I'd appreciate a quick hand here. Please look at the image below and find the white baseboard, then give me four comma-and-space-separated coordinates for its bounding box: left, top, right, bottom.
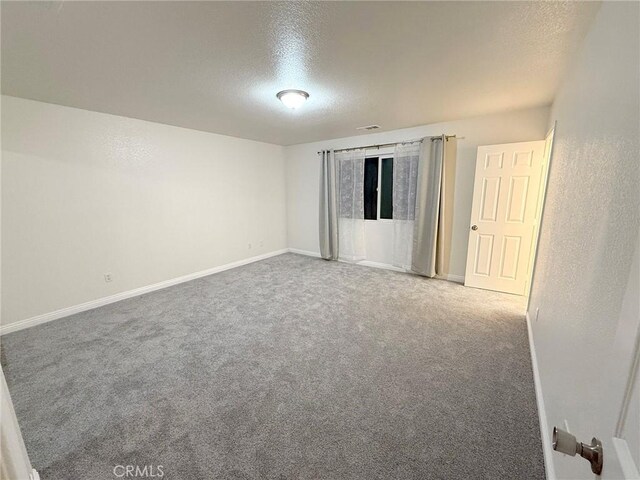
355, 260, 408, 273
286, 249, 466, 283
526, 311, 555, 480
0, 249, 289, 336
287, 248, 322, 258
356, 261, 465, 282
287, 250, 410, 274
440, 273, 465, 284
0, 248, 464, 335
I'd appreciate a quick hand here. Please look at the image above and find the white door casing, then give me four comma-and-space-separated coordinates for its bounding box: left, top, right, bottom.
464, 140, 546, 295
605, 237, 640, 479
0, 365, 40, 480
526, 127, 555, 302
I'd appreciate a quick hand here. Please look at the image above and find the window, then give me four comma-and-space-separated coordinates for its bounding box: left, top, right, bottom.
364, 158, 378, 219
380, 158, 393, 219
364, 156, 393, 220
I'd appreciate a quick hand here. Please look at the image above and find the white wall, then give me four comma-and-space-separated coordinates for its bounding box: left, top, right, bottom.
1, 96, 287, 326
285, 106, 550, 277
527, 2, 639, 479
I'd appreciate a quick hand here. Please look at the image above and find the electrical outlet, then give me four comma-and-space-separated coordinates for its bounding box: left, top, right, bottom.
535, 307, 540, 322
259, 240, 264, 247
104, 273, 113, 283
248, 243, 252, 250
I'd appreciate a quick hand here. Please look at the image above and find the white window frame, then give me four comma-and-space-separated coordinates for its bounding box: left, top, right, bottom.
364, 147, 394, 222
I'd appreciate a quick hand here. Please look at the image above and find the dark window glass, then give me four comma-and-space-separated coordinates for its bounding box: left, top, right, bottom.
380, 158, 393, 219
364, 157, 378, 220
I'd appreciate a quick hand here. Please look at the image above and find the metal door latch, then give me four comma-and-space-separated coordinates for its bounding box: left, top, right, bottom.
552, 427, 603, 475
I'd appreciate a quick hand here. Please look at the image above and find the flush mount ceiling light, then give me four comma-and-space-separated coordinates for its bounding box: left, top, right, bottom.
276, 89, 309, 109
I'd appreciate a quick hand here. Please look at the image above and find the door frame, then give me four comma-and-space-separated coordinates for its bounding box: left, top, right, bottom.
526, 123, 556, 306
0, 365, 40, 480
610, 237, 640, 478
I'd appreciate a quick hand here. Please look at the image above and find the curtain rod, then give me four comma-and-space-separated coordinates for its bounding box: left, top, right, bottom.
317, 135, 460, 155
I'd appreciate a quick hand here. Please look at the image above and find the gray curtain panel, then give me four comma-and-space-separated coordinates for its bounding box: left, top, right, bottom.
319, 150, 338, 260
411, 136, 445, 277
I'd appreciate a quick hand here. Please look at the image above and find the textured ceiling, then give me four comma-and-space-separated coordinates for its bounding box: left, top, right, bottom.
1, 1, 599, 145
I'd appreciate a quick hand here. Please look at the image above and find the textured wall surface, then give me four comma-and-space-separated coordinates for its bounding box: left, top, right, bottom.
0, 2, 597, 145
1, 96, 287, 325
285, 106, 550, 278
528, 2, 639, 478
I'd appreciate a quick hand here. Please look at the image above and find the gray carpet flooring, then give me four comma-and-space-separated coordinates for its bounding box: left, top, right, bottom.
1, 253, 544, 480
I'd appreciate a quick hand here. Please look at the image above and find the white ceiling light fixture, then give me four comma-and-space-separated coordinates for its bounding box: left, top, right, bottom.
276, 89, 309, 109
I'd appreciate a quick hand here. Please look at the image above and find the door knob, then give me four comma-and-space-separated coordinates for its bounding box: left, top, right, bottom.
471, 225, 478, 231
552, 427, 603, 475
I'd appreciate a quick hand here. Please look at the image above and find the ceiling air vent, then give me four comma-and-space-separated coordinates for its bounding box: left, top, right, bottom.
356, 125, 380, 131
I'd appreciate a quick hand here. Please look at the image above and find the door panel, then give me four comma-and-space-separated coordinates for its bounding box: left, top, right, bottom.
506, 176, 530, 222
499, 236, 521, 279
465, 141, 545, 295
480, 177, 501, 221
474, 234, 494, 276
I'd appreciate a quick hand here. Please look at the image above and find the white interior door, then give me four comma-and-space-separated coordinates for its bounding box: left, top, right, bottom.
464, 141, 545, 295
550, 240, 640, 479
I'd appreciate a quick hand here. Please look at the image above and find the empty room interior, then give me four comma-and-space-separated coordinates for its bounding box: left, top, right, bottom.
0, 1, 639, 479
